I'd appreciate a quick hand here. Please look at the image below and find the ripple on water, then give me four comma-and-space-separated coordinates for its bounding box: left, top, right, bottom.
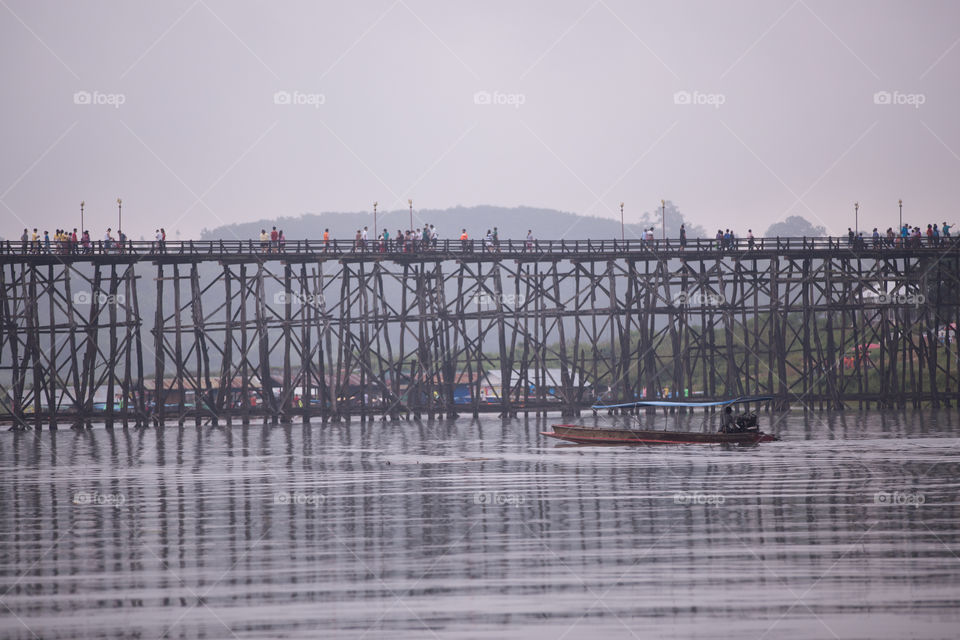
0, 411, 959, 639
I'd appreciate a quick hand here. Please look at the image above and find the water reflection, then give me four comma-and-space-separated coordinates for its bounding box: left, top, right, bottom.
1, 411, 958, 639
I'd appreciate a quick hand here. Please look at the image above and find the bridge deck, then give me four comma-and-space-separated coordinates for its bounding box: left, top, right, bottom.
2, 236, 958, 264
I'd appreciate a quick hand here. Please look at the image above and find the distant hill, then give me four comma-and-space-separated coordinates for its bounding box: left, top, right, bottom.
200, 203, 709, 242
765, 215, 827, 238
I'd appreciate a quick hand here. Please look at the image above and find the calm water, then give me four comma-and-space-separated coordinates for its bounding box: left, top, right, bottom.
1, 411, 959, 639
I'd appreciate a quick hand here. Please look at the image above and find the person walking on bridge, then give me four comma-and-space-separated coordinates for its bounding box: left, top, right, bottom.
679, 224, 686, 248
460, 228, 469, 252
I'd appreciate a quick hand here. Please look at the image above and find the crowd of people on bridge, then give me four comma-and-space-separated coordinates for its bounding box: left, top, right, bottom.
305, 224, 539, 254
17, 227, 172, 255
10, 218, 958, 256
852, 223, 953, 248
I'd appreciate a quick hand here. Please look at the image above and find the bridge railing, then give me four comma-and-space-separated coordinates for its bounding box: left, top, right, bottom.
3, 234, 958, 258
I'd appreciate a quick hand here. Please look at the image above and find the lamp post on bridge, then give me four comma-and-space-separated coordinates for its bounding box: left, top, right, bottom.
80, 200, 84, 234
899, 199, 903, 231
661, 199, 666, 241
619, 202, 624, 242
854, 201, 859, 237
373, 201, 378, 237
408, 199, 413, 230
117, 198, 122, 233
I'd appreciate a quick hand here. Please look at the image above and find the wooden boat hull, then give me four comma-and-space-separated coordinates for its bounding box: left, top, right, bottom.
541, 424, 777, 446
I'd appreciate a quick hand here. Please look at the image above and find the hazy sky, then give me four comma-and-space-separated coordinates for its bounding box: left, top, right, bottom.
2, 1, 958, 240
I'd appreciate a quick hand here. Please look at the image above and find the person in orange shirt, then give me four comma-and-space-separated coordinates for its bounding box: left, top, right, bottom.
460, 229, 469, 252
323, 228, 330, 252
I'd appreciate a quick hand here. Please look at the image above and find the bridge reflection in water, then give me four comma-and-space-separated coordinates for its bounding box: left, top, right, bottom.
2, 237, 960, 428
0, 412, 957, 638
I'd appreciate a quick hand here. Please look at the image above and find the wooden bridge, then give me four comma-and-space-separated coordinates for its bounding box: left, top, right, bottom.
2, 236, 959, 428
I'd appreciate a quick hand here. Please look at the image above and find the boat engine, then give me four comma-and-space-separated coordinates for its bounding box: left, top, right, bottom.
735, 413, 759, 431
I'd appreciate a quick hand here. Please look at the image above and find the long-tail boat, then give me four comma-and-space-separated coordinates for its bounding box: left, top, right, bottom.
541, 396, 778, 446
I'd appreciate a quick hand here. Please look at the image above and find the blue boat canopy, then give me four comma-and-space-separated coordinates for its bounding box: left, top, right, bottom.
591, 395, 774, 410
